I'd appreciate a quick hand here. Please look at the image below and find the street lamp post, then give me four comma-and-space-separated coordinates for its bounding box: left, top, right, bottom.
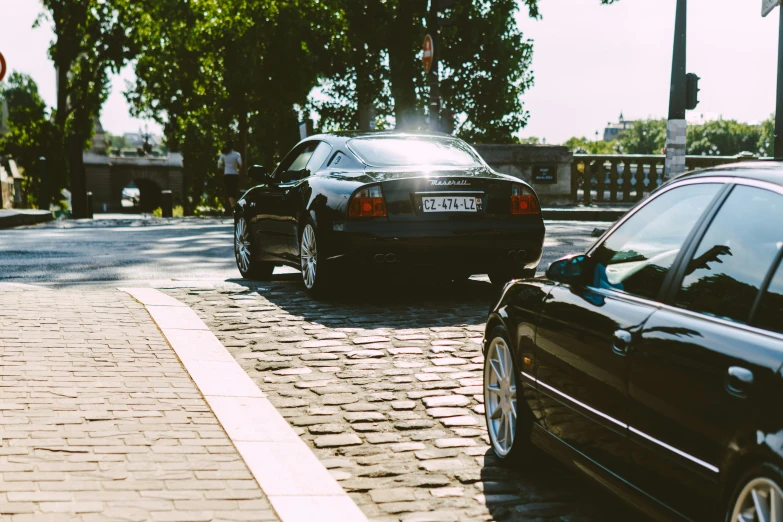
665, 0, 688, 179
427, 1, 440, 132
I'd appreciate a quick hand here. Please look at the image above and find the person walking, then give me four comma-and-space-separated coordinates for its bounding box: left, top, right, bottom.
218, 141, 242, 213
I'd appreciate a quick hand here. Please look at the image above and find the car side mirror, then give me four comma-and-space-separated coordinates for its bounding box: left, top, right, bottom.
546, 255, 589, 285
249, 165, 271, 185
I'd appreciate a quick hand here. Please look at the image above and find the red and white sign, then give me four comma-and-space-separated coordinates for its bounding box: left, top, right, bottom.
0, 53, 6, 82
423, 34, 434, 73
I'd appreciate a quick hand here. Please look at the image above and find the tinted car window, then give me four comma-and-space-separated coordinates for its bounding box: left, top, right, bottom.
306, 142, 333, 172
277, 143, 318, 182
590, 183, 721, 301
676, 186, 783, 324
754, 259, 783, 334
347, 137, 480, 168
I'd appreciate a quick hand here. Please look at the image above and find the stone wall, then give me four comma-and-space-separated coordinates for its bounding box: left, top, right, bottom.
472, 144, 573, 206
0, 158, 23, 209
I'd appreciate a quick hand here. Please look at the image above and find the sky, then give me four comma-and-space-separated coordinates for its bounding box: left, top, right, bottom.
0, 0, 780, 144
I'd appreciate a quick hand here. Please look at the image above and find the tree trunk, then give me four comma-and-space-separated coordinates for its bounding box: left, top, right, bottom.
67, 133, 87, 218
389, 0, 425, 130
239, 110, 249, 190
55, 63, 69, 129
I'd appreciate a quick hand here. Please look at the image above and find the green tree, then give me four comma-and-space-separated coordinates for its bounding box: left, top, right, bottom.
563, 136, 618, 154
686, 119, 761, 156
38, 0, 139, 212
759, 114, 774, 157
0, 73, 56, 207
617, 119, 667, 154
127, 0, 335, 211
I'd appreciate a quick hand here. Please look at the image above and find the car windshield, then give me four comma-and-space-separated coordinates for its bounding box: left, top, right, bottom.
347, 137, 481, 168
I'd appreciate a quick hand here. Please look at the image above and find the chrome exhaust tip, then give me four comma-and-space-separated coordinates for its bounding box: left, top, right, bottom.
385, 253, 397, 263
374, 254, 385, 263
515, 250, 527, 263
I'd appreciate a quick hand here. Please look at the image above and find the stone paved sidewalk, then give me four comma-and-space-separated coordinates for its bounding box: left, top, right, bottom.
166, 280, 647, 522
0, 287, 278, 521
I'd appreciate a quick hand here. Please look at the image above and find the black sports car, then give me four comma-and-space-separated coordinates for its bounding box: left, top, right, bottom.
233, 132, 545, 293
483, 161, 783, 521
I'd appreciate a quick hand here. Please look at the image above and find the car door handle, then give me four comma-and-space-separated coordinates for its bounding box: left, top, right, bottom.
612, 329, 633, 356
726, 366, 754, 397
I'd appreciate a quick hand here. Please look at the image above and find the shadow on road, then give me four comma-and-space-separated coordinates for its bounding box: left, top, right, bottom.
225, 271, 503, 329
218, 273, 652, 521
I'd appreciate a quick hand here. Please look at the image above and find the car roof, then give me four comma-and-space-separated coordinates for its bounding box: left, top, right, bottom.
305, 131, 458, 148
673, 160, 783, 187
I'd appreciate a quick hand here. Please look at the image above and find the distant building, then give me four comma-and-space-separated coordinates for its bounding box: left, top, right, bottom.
124, 132, 161, 149
603, 112, 635, 142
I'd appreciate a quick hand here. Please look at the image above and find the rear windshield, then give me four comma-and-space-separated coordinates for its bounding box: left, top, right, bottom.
347, 137, 482, 168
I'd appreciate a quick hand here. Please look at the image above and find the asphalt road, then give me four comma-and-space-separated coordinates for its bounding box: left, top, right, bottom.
0, 216, 605, 286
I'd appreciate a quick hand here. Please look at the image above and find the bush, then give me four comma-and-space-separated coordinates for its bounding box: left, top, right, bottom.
152, 205, 184, 218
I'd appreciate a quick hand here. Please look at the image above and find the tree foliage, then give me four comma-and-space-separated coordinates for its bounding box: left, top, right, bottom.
563, 136, 618, 154
37, 0, 139, 209
687, 119, 763, 156
616, 119, 667, 155
0, 73, 55, 206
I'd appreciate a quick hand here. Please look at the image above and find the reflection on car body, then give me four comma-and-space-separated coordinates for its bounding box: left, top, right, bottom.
483, 162, 783, 522
232, 131, 546, 295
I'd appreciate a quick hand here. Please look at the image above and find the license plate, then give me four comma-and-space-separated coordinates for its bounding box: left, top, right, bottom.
421, 196, 481, 213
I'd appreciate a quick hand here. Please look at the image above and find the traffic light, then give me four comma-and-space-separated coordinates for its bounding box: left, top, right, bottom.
686, 73, 700, 110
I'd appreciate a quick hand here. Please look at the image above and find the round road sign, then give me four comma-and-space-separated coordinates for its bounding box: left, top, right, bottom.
0, 53, 6, 82
423, 34, 434, 73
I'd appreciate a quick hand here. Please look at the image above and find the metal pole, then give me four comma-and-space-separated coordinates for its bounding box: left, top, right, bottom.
775, 5, 783, 159
428, 1, 440, 132
664, 0, 687, 178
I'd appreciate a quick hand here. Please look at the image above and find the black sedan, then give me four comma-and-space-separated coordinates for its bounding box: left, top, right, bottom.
483, 162, 783, 521
233, 132, 544, 293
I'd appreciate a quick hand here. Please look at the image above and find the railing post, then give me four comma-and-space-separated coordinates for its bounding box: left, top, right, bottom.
634, 161, 646, 202
571, 159, 581, 204
595, 158, 606, 203
621, 159, 632, 203
609, 159, 619, 203
648, 159, 660, 193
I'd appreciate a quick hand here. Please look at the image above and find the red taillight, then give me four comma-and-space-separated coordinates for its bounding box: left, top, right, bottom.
510, 184, 540, 215
348, 184, 387, 218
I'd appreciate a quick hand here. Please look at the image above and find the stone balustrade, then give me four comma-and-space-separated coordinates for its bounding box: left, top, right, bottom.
571, 154, 760, 205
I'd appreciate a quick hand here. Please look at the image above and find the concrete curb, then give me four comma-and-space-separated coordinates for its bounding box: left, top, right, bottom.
542, 207, 628, 222
0, 209, 54, 228
120, 287, 369, 522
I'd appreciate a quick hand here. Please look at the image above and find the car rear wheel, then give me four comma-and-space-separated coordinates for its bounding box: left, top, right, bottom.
488, 267, 536, 287
727, 464, 783, 522
235, 217, 274, 280
300, 222, 331, 295
484, 325, 532, 464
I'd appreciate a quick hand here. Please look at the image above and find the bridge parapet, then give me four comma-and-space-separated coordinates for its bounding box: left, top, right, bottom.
571, 154, 760, 205
84, 152, 184, 212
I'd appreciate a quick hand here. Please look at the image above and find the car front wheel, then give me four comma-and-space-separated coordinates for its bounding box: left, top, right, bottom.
483, 325, 532, 463
727, 464, 783, 522
235, 217, 274, 280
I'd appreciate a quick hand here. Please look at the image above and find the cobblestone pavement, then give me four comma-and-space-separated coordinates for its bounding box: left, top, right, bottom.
165, 275, 648, 522
0, 287, 278, 521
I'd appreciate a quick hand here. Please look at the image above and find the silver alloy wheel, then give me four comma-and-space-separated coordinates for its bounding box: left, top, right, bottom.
300, 224, 317, 289
235, 218, 251, 274
484, 336, 517, 457
732, 477, 783, 522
